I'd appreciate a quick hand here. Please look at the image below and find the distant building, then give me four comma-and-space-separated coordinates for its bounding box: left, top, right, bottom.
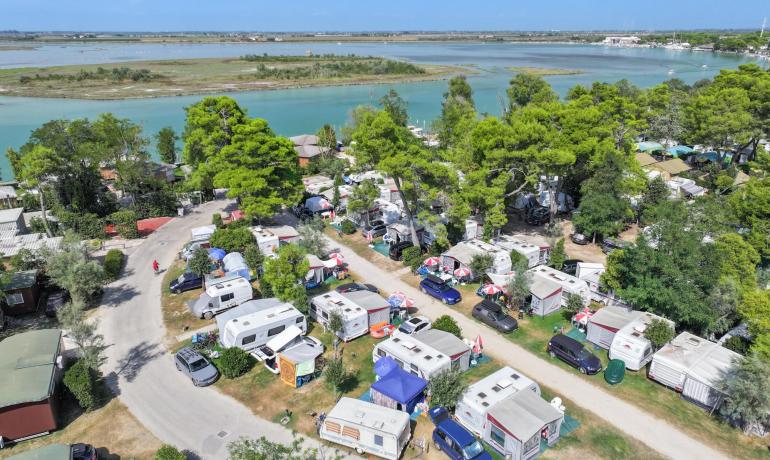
1, 269, 41, 316
602, 36, 641, 46
290, 134, 330, 167
0, 208, 27, 236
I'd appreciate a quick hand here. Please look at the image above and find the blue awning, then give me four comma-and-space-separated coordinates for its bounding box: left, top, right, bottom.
371, 361, 427, 404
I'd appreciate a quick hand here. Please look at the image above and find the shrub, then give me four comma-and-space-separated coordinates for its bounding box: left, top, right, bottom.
64, 360, 98, 411
723, 336, 751, 355
432, 315, 462, 338
548, 238, 566, 269
644, 318, 675, 350
219, 347, 251, 379
155, 445, 186, 460
212, 213, 223, 228
340, 219, 357, 234
103, 249, 125, 280
401, 246, 421, 270
57, 211, 105, 240
427, 369, 466, 410
109, 210, 140, 239
209, 227, 255, 253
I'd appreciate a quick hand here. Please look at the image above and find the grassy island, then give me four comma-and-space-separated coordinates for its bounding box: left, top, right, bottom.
508, 66, 584, 76
0, 54, 463, 99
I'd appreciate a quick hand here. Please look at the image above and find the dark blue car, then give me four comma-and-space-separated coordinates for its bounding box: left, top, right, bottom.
420, 274, 462, 305
429, 407, 492, 460
169, 271, 203, 294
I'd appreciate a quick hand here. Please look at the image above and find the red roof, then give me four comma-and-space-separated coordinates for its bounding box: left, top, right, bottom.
137, 217, 173, 236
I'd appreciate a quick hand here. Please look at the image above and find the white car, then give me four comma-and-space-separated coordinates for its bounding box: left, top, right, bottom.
397, 315, 432, 335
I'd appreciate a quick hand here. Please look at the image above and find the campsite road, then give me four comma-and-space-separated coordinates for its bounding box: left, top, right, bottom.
325, 236, 729, 460
97, 201, 325, 459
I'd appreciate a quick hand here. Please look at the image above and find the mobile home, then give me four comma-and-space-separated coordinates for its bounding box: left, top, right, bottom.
441, 239, 512, 279
492, 235, 550, 268
310, 291, 369, 342
251, 225, 300, 256
455, 366, 540, 437
373, 333, 453, 380
609, 312, 673, 370
412, 329, 471, 372
485, 391, 563, 460
189, 276, 253, 319
586, 306, 642, 350
320, 397, 411, 460
527, 266, 591, 315
649, 332, 741, 409
217, 299, 306, 353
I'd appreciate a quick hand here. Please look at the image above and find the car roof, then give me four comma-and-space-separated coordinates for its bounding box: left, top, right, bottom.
438, 419, 476, 446
176, 347, 205, 363
478, 300, 502, 313
425, 274, 444, 284
550, 334, 583, 351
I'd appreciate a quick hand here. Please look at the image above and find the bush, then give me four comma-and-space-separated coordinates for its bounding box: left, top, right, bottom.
209, 227, 255, 253
155, 445, 186, 460
644, 318, 675, 350
432, 315, 462, 338
64, 360, 98, 411
340, 219, 357, 234
109, 210, 140, 239
57, 211, 105, 240
212, 213, 223, 228
103, 249, 125, 280
218, 347, 251, 379
723, 335, 751, 355
402, 246, 421, 270
427, 369, 466, 410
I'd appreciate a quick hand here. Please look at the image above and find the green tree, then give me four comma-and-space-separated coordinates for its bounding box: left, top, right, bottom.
469, 253, 494, 280
324, 354, 347, 400
103, 249, 124, 280
506, 73, 558, 113
155, 127, 179, 164
718, 354, 770, 436
219, 347, 251, 379
427, 369, 466, 410
435, 76, 477, 148
209, 226, 255, 254
640, 176, 669, 219
43, 233, 107, 304
297, 220, 327, 257
340, 104, 377, 144
548, 239, 566, 270
261, 244, 310, 312
738, 290, 770, 359
228, 436, 327, 460
109, 209, 140, 239
346, 179, 379, 225
316, 124, 337, 155
326, 311, 344, 337
644, 318, 675, 351
57, 299, 107, 371
63, 360, 99, 411
562, 293, 584, 319
155, 445, 186, 460
432, 315, 462, 338
9, 248, 45, 272
16, 145, 60, 237
379, 89, 408, 126
506, 259, 531, 309
188, 247, 212, 277
243, 245, 264, 278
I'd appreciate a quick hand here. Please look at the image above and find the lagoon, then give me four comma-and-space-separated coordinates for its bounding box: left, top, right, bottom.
0, 41, 761, 179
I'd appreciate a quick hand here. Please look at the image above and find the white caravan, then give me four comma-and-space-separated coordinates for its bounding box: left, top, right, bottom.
255, 325, 324, 374
609, 312, 672, 370
189, 277, 253, 319
320, 397, 411, 460
217, 300, 306, 353
310, 291, 369, 342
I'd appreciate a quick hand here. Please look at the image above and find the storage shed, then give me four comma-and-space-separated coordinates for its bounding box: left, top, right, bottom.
1, 269, 41, 316
586, 306, 642, 350
341, 290, 392, 332
370, 357, 427, 414
278, 342, 323, 388
528, 276, 562, 317
485, 390, 563, 460
412, 329, 471, 372
0, 329, 63, 442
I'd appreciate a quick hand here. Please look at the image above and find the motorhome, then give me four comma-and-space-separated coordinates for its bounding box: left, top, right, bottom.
609, 312, 672, 370
217, 300, 306, 353
188, 277, 253, 319
310, 291, 369, 342
319, 397, 411, 460
455, 366, 541, 437
372, 332, 453, 380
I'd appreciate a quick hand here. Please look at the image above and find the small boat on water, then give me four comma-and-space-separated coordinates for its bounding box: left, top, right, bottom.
667, 69, 675, 75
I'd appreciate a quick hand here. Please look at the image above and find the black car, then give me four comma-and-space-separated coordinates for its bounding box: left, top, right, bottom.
362, 220, 387, 238
525, 207, 550, 226
547, 334, 602, 374
44, 290, 69, 318
169, 271, 204, 294
602, 237, 631, 254
570, 233, 590, 245
335, 282, 379, 294
71, 443, 98, 460
472, 300, 518, 332
560, 259, 583, 276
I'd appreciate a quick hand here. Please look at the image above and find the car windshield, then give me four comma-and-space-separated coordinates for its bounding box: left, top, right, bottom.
576, 348, 593, 360
398, 325, 412, 334
177, 274, 188, 282
462, 440, 485, 459
189, 358, 209, 372
435, 283, 450, 291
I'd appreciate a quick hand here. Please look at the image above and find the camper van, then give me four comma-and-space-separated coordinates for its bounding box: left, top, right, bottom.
217, 300, 306, 352
310, 291, 369, 342
255, 325, 324, 374
609, 313, 672, 370
320, 397, 411, 460
189, 277, 253, 319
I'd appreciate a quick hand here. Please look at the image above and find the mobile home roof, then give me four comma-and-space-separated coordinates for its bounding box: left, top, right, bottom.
589, 306, 642, 332
377, 335, 450, 375
204, 276, 251, 297
461, 366, 539, 413
341, 290, 390, 312
224, 303, 302, 335
327, 397, 410, 436
492, 235, 541, 256
654, 332, 737, 381
215, 298, 287, 331
312, 291, 367, 321
413, 329, 469, 359
487, 390, 562, 442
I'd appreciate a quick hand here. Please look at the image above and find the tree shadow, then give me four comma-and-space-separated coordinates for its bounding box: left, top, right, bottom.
338, 371, 360, 394
95, 447, 120, 460
112, 340, 163, 383
100, 281, 140, 308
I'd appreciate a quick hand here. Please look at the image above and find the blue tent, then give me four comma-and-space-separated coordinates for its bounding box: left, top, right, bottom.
208, 248, 226, 261
370, 358, 428, 414
637, 141, 664, 153
375, 356, 400, 378
666, 145, 694, 157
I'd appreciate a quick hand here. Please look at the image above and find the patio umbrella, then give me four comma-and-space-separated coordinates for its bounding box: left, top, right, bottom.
208, 247, 226, 261
423, 256, 440, 267
453, 267, 471, 278
480, 284, 503, 296
573, 306, 594, 326
473, 335, 484, 354
328, 252, 345, 262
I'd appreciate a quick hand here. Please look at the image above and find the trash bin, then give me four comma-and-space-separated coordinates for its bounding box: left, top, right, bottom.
604, 359, 625, 385
177, 207, 185, 217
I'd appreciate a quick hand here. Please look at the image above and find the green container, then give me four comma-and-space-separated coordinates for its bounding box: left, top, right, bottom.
604, 359, 625, 385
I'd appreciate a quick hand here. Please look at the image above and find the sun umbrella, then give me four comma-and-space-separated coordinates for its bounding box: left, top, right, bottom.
480, 284, 503, 296
424, 256, 440, 267
454, 267, 471, 278
473, 335, 484, 354
387, 292, 410, 309
208, 247, 226, 261
573, 306, 594, 326
328, 252, 345, 261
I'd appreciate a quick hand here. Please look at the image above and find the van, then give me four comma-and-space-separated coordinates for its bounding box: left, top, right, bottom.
217, 301, 307, 353
189, 277, 253, 319
547, 334, 602, 375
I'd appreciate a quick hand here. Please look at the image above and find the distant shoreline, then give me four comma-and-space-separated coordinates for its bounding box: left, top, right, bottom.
507, 66, 584, 76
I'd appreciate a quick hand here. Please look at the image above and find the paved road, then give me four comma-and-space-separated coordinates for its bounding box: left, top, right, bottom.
326, 236, 728, 460
97, 201, 314, 459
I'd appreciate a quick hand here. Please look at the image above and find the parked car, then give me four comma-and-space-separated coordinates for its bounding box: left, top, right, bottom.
179, 240, 211, 260
169, 271, 204, 294
389, 240, 415, 261
174, 347, 219, 386
560, 259, 583, 276
335, 282, 379, 294
525, 207, 550, 226
361, 220, 387, 238
419, 274, 461, 305
429, 407, 492, 460
547, 334, 602, 375
570, 232, 590, 245
602, 237, 631, 254
70, 443, 98, 460
472, 300, 518, 333
44, 290, 69, 318
398, 315, 432, 335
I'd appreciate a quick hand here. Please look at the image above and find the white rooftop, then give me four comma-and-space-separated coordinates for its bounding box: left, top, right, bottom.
461, 366, 539, 412
0, 208, 23, 224
327, 397, 410, 436
311, 291, 366, 321
656, 332, 741, 387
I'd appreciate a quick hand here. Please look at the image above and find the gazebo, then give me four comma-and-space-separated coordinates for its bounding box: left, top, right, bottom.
370, 357, 428, 414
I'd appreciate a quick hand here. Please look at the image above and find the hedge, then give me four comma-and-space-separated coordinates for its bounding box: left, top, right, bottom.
64, 360, 98, 411
155, 445, 186, 460
104, 249, 125, 280
340, 219, 357, 234
218, 347, 251, 379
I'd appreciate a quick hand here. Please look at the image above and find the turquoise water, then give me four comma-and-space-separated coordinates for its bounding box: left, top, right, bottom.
0, 42, 762, 179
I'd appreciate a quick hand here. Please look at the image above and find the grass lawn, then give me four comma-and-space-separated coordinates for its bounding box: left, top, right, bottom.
328, 230, 770, 460
160, 260, 210, 342
0, 398, 161, 460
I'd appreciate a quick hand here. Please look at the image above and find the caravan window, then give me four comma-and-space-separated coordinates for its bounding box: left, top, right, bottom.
321, 311, 328, 319
242, 334, 256, 345
220, 292, 234, 302
377, 348, 386, 358
296, 316, 304, 324
374, 435, 383, 446
523, 433, 539, 453
268, 325, 285, 337
490, 424, 505, 447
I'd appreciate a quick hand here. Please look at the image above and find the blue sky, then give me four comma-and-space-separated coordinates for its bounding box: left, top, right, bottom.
2, 0, 768, 32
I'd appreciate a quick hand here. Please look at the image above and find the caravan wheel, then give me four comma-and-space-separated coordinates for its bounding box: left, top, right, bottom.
203, 311, 214, 320
355, 447, 364, 455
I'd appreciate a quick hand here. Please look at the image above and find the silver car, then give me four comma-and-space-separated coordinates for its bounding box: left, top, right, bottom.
175, 347, 219, 386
